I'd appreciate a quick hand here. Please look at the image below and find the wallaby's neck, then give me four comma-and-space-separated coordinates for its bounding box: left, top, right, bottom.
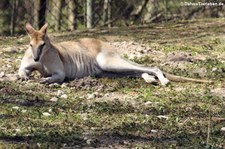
45, 35, 51, 45
44, 35, 59, 54
44, 35, 54, 50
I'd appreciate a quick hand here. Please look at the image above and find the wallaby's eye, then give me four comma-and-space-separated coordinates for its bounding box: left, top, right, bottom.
29, 44, 33, 47
39, 43, 45, 50
40, 43, 45, 49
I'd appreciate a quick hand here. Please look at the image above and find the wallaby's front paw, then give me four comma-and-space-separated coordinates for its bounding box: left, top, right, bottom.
18, 70, 30, 81
40, 77, 49, 84
40, 77, 56, 84
24, 76, 29, 81
19, 75, 29, 81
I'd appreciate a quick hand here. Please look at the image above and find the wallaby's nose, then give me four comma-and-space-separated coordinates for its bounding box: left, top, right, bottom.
34, 57, 39, 62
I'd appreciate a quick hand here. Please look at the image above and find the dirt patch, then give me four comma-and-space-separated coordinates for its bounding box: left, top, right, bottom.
163, 51, 194, 69
0, 86, 19, 96
94, 92, 138, 106
109, 41, 166, 62
211, 88, 225, 98
69, 76, 104, 91
0, 73, 18, 82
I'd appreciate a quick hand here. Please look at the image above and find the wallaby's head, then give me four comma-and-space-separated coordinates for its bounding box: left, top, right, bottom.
25, 22, 49, 62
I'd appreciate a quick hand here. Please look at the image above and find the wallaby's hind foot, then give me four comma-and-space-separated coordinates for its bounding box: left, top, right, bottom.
141, 73, 158, 84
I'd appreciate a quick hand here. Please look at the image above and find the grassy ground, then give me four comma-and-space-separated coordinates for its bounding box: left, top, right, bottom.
0, 18, 225, 148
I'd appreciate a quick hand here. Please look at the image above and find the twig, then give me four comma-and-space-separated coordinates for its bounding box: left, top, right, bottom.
148, 12, 163, 23
100, 17, 119, 27
211, 117, 225, 122
207, 105, 211, 145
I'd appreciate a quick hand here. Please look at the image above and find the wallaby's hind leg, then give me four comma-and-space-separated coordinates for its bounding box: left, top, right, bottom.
95, 71, 142, 78
96, 71, 158, 84
96, 52, 169, 85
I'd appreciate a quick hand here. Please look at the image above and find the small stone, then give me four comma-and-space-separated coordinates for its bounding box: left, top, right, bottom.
50, 97, 58, 102
21, 110, 27, 113
87, 92, 100, 99
221, 127, 225, 131
151, 129, 158, 133
43, 112, 51, 117
61, 83, 68, 88
157, 115, 169, 120
104, 93, 110, 97
61, 94, 68, 99
87, 93, 95, 99
12, 106, 19, 110
144, 101, 152, 106
6, 64, 12, 68
0, 71, 5, 78
37, 143, 41, 148
57, 90, 64, 96
86, 139, 93, 145
15, 128, 21, 132
212, 67, 217, 72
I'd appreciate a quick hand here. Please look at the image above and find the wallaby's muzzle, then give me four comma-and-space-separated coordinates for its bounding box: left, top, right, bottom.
33, 47, 42, 62
33, 56, 40, 62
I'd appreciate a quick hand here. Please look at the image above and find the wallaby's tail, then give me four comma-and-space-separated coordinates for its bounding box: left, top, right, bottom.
164, 72, 213, 83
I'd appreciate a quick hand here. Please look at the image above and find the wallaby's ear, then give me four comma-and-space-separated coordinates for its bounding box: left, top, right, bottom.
40, 23, 48, 34
25, 22, 35, 35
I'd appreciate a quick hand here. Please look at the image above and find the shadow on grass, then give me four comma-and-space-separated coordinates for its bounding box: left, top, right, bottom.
0, 81, 54, 107
0, 130, 178, 148
0, 132, 85, 148
0, 128, 214, 148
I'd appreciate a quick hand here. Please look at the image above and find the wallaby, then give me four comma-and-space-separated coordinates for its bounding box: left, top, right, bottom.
18, 23, 212, 85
